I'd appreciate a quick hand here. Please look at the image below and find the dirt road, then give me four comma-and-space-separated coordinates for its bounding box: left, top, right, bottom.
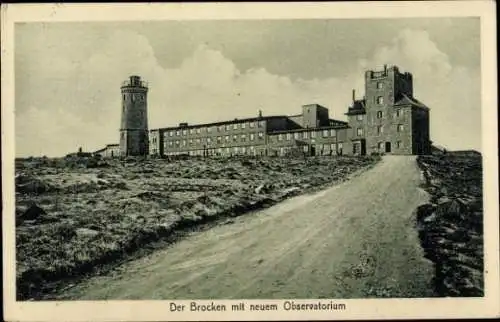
59, 156, 435, 299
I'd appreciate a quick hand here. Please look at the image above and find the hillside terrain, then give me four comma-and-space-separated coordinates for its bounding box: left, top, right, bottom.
15, 155, 379, 300
416, 152, 483, 296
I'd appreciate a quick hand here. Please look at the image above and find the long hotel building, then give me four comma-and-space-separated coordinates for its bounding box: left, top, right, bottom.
96, 65, 431, 158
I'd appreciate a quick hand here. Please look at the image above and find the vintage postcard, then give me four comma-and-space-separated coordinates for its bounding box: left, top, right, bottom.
2, 2, 499, 321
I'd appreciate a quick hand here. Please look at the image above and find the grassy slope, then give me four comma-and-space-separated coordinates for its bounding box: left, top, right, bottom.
15, 155, 379, 300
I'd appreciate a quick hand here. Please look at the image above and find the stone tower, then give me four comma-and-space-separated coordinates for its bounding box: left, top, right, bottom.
120, 75, 149, 156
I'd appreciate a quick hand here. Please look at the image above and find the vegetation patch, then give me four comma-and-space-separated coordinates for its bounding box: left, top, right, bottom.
416, 151, 483, 296
15, 155, 380, 300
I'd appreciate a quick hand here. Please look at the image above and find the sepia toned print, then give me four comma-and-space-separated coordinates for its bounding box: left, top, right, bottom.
2, 2, 499, 321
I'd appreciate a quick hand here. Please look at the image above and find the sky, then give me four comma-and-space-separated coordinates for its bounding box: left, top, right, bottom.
15, 18, 481, 157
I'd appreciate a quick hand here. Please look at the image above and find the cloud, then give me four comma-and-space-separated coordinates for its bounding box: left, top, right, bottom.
15, 27, 481, 157
361, 29, 481, 151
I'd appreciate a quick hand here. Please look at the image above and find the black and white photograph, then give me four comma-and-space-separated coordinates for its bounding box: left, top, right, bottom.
2, 2, 499, 321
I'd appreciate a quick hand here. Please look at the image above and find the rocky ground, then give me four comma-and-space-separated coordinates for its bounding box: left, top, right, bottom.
15, 154, 379, 300
416, 152, 483, 296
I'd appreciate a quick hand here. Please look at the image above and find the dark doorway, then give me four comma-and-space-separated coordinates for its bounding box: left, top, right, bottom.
310, 145, 316, 156
385, 142, 392, 153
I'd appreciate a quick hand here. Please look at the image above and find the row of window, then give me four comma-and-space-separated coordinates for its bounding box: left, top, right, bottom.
273, 129, 337, 141
123, 94, 146, 102
165, 121, 266, 137
378, 141, 403, 149
165, 132, 265, 147
167, 146, 263, 156
356, 124, 405, 136
355, 109, 403, 121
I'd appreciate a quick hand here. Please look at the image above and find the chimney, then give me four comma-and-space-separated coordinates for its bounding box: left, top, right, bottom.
384, 64, 387, 73
352, 89, 355, 102
258, 110, 263, 118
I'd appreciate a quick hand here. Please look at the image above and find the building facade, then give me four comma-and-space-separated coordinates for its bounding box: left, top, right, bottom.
345, 65, 430, 155
150, 65, 430, 157
94, 144, 120, 158
96, 65, 430, 157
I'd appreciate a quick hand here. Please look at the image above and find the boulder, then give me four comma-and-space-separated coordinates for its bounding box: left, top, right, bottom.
75, 228, 99, 238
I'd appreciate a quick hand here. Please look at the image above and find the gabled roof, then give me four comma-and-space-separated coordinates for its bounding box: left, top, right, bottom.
345, 99, 367, 115
153, 115, 289, 131
394, 94, 428, 109
329, 119, 348, 126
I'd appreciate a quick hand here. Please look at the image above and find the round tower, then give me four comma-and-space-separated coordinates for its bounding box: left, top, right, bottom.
119, 75, 149, 156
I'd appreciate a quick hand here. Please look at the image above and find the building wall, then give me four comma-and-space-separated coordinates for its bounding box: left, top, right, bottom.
161, 118, 268, 156
95, 145, 120, 158
149, 129, 161, 156
120, 76, 149, 156
267, 127, 349, 156
362, 66, 414, 155
302, 104, 330, 128
411, 106, 431, 155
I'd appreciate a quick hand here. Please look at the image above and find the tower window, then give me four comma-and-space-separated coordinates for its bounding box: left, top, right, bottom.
377, 125, 384, 134
357, 128, 363, 136
397, 124, 404, 132
377, 82, 383, 89
396, 109, 402, 117
377, 96, 384, 104
356, 114, 363, 121
377, 111, 383, 119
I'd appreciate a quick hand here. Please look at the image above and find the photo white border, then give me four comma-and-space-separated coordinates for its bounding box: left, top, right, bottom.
2, 2, 498, 321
